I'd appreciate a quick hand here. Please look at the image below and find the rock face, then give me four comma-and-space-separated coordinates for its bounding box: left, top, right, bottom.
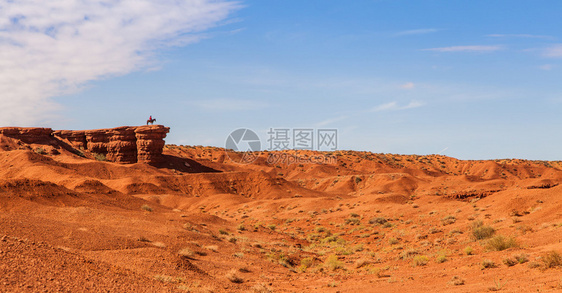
0, 125, 170, 164
55, 125, 170, 164
0, 127, 54, 144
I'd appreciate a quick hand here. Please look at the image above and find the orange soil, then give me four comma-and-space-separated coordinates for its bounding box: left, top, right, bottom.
1, 136, 562, 292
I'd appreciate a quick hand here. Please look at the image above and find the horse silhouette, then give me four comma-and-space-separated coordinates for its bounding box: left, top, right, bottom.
147, 118, 156, 125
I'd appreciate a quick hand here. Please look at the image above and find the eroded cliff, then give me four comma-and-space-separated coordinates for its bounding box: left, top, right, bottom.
0, 125, 170, 164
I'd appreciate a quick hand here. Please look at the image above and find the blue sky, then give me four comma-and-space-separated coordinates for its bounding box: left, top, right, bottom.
2, 0, 562, 160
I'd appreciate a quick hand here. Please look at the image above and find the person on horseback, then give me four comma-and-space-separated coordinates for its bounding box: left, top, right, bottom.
147, 115, 156, 125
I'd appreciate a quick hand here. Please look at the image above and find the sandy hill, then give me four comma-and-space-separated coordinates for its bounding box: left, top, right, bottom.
1, 126, 562, 292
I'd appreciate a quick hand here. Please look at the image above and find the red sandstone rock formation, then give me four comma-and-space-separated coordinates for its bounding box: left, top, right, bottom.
0, 125, 169, 164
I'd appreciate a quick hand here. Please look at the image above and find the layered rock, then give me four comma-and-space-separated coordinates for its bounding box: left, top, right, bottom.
51, 125, 169, 164
135, 126, 168, 163
0, 127, 54, 144
1, 125, 170, 164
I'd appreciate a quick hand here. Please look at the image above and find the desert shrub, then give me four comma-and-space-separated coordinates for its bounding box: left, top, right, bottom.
218, 228, 229, 235
412, 255, 429, 266
94, 153, 106, 161
34, 147, 46, 155
388, 238, 399, 245
400, 248, 419, 260
481, 259, 496, 269
301, 257, 314, 268
355, 258, 373, 269
154, 275, 177, 283
225, 269, 243, 283
237, 224, 246, 231
464, 246, 473, 255
486, 235, 518, 251
428, 227, 442, 234
471, 221, 495, 240
178, 248, 195, 258
436, 254, 447, 263
267, 224, 276, 231
448, 276, 465, 286
369, 217, 387, 225
204, 245, 218, 252
345, 217, 360, 225
324, 254, 344, 271
488, 279, 507, 291
141, 204, 153, 212
514, 253, 529, 264
503, 257, 517, 267
441, 216, 456, 226
448, 228, 463, 236
541, 250, 562, 269
315, 226, 328, 233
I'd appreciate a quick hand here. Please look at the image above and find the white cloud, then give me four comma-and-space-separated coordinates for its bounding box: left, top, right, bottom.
396, 28, 439, 36
371, 100, 424, 112
314, 115, 347, 127
400, 82, 415, 89
424, 45, 504, 53
0, 0, 240, 126
543, 44, 562, 58
539, 64, 555, 71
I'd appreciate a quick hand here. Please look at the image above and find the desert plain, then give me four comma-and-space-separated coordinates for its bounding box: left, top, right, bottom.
1, 126, 562, 292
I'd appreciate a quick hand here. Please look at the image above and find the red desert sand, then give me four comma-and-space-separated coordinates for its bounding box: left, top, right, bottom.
1, 126, 562, 292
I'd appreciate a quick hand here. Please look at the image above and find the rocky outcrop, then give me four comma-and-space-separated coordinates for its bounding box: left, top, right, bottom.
55, 125, 170, 164
0, 127, 54, 144
0, 125, 170, 164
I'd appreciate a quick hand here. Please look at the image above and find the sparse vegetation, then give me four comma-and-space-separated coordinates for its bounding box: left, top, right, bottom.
486, 235, 518, 251
34, 147, 46, 155
225, 269, 244, 283
324, 254, 344, 271
94, 153, 106, 161
178, 248, 195, 258
441, 215, 456, 226
412, 255, 429, 266
513, 253, 528, 264
369, 217, 388, 225
541, 250, 562, 269
141, 204, 153, 212
449, 276, 465, 286
481, 259, 497, 269
471, 220, 495, 240
502, 257, 517, 267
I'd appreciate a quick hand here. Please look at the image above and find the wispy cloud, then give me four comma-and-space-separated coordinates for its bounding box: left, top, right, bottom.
487, 34, 554, 40
190, 98, 270, 111
539, 64, 555, 71
543, 44, 562, 58
400, 82, 415, 89
0, 0, 240, 125
371, 101, 424, 112
314, 115, 348, 127
424, 45, 504, 53
396, 28, 439, 36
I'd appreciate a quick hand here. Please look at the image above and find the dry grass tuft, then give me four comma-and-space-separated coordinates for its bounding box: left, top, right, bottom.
225, 269, 244, 283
